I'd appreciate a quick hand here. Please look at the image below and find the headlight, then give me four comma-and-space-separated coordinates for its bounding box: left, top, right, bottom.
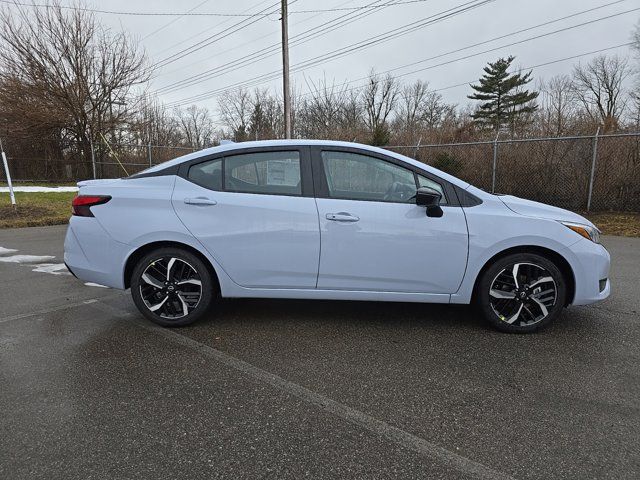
560, 221, 601, 244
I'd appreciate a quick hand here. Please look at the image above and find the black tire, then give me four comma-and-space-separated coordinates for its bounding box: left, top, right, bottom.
131, 247, 215, 327
476, 253, 566, 333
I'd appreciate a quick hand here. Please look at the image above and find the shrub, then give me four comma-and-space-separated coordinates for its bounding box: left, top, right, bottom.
431, 151, 462, 176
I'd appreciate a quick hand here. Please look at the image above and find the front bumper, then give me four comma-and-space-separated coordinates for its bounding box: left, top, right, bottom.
565, 238, 611, 306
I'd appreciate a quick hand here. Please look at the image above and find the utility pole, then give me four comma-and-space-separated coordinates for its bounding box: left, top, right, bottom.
281, 0, 292, 139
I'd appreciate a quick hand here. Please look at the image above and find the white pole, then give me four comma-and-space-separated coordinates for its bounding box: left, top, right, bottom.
586, 126, 600, 212
0, 136, 16, 207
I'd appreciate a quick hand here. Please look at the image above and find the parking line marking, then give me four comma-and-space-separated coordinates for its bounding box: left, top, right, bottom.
10, 297, 512, 479
133, 318, 515, 480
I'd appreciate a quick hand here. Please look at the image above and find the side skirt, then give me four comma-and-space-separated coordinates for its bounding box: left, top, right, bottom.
221, 287, 451, 304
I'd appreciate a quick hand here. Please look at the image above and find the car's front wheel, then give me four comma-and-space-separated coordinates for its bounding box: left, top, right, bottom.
477, 253, 567, 333
131, 247, 215, 327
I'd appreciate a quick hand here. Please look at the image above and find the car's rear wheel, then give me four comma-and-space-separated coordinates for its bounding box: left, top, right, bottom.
477, 253, 566, 333
131, 247, 214, 327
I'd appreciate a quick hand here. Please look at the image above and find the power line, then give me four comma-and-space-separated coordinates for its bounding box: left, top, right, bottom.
0, 0, 283, 76
150, 0, 362, 80
428, 42, 633, 95
0, 0, 433, 17
363, 8, 639, 89
214, 42, 632, 129
164, 5, 636, 108
278, 3, 637, 92
151, 0, 405, 78
143, 0, 211, 41
299, 1, 634, 98
153, 0, 405, 93
164, 0, 495, 105
164, 0, 493, 105
148, 0, 275, 60
149, 1, 283, 71
287, 0, 432, 14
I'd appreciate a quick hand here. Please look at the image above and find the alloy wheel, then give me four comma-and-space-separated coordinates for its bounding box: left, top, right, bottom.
139, 256, 202, 320
488, 262, 558, 327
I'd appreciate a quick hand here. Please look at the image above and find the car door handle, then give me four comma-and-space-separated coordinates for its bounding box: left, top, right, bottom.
184, 197, 217, 206
326, 212, 359, 222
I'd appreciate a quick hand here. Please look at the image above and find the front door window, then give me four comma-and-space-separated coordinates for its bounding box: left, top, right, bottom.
321, 151, 417, 203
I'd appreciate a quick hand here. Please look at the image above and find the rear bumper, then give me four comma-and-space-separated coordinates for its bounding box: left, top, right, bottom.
64, 261, 78, 278
63, 217, 129, 289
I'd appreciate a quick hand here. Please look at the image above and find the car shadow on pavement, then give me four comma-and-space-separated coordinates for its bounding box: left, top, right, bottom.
200, 298, 486, 330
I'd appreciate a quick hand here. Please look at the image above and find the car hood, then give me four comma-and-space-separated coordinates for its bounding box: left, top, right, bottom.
497, 195, 595, 227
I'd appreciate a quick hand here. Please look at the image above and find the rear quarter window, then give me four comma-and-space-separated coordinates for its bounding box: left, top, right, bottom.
188, 159, 222, 190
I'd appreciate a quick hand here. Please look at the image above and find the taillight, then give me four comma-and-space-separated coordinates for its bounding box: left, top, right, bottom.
72, 195, 111, 217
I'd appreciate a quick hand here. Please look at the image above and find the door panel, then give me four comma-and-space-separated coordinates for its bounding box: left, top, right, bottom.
171, 149, 319, 289
314, 148, 468, 294
173, 177, 319, 288
316, 198, 468, 293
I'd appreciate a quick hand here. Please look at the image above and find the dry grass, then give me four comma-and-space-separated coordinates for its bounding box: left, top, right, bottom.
582, 211, 640, 238
0, 191, 639, 237
0, 192, 74, 228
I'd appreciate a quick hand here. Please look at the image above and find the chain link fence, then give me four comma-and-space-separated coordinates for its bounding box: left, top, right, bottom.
1, 132, 639, 212
91, 143, 197, 179
388, 132, 640, 212
0, 140, 197, 183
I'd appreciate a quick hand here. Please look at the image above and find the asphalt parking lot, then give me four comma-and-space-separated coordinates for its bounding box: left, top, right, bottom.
0, 225, 638, 479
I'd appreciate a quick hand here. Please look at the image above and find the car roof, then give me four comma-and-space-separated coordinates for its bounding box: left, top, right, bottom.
139, 139, 470, 189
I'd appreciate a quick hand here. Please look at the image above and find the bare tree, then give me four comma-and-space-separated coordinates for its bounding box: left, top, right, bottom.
396, 80, 446, 135
0, 0, 148, 174
338, 90, 365, 141
218, 87, 252, 141
297, 78, 349, 139
175, 105, 214, 149
132, 96, 178, 146
248, 88, 282, 140
363, 72, 399, 145
538, 75, 576, 135
572, 54, 631, 132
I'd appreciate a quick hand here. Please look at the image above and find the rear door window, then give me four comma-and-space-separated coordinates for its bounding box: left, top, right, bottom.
224, 151, 302, 196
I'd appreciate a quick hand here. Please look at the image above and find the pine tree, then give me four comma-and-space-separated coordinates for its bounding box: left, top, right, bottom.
468, 56, 538, 132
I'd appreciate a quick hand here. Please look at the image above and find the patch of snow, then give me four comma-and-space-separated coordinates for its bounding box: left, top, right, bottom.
0, 254, 56, 263
0, 186, 78, 193
31, 263, 71, 275
84, 282, 109, 288
0, 247, 18, 255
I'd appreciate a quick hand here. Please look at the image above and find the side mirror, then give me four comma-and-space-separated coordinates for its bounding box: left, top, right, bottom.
415, 187, 443, 218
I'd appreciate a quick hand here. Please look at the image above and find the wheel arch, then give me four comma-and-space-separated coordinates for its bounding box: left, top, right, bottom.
471, 245, 576, 306
123, 240, 220, 292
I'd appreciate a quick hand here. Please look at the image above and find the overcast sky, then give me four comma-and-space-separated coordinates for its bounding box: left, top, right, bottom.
27, 1, 640, 114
